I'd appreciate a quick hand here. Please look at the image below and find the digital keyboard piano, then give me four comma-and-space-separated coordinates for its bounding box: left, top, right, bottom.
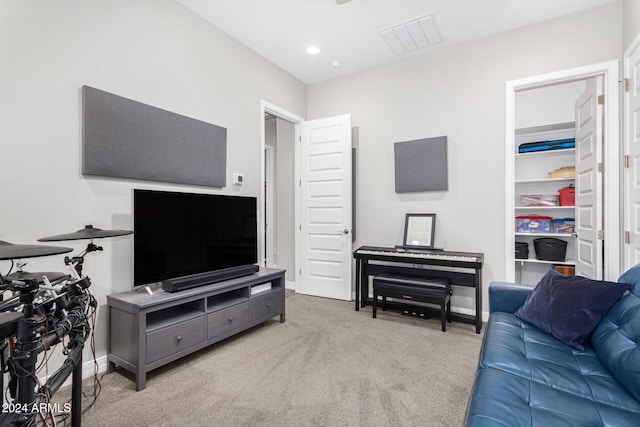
353, 246, 484, 333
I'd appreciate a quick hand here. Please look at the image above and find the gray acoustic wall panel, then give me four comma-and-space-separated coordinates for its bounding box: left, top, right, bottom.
394, 136, 448, 192
83, 86, 226, 187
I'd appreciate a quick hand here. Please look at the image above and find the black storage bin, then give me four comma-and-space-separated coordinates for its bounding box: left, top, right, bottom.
515, 242, 529, 259
534, 238, 567, 261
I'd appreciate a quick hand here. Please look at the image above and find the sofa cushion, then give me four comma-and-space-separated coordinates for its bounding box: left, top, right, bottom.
514, 270, 630, 350
480, 313, 640, 410
465, 367, 640, 427
591, 264, 640, 402
473, 312, 640, 426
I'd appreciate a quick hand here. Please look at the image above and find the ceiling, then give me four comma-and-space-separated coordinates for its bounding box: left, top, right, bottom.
176, 0, 617, 85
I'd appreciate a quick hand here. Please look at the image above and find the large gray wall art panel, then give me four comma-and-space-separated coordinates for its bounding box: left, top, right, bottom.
394, 136, 448, 192
83, 86, 226, 187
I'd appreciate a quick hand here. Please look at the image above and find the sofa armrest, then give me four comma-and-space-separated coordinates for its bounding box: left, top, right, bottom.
489, 282, 535, 314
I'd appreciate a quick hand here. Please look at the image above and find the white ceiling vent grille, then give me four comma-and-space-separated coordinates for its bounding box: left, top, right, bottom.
380, 14, 441, 55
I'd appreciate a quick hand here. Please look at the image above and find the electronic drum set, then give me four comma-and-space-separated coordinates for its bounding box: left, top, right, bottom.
0, 225, 132, 427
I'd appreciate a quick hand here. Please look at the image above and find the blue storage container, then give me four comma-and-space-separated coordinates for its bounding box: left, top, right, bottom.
552, 218, 575, 234
516, 215, 552, 233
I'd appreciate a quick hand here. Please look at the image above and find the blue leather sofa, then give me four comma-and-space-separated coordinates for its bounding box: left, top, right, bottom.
464, 265, 640, 426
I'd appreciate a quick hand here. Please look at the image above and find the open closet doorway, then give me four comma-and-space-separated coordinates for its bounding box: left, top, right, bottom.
260, 101, 353, 300
263, 110, 297, 290
505, 61, 620, 284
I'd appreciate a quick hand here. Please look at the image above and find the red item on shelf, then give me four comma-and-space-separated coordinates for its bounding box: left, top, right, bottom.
559, 185, 575, 206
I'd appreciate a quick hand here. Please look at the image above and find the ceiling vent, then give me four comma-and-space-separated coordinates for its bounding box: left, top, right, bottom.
380, 14, 441, 55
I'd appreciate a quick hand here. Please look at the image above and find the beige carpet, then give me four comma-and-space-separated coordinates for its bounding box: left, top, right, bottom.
62, 293, 483, 426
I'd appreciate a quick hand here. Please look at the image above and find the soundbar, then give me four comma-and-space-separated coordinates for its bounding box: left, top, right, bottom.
161, 264, 260, 293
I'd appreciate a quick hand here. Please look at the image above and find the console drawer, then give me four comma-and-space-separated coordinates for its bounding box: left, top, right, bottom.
207, 302, 249, 339
146, 316, 205, 364
250, 291, 282, 322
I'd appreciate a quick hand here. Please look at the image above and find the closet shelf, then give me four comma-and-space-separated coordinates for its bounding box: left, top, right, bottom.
515, 178, 574, 184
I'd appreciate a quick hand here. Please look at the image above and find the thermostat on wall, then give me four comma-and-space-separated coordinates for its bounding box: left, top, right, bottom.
233, 173, 244, 185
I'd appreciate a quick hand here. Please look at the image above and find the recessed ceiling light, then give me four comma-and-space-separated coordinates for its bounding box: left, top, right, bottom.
331, 60, 342, 68
306, 46, 320, 55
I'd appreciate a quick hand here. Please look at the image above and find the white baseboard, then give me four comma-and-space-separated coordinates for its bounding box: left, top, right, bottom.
285, 280, 295, 290
452, 306, 490, 323
49, 355, 109, 389
82, 355, 109, 379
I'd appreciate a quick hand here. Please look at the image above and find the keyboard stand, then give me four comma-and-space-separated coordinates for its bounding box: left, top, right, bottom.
353, 246, 483, 334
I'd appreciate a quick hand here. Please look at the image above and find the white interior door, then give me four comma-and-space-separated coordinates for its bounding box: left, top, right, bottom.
298, 115, 352, 300
574, 77, 603, 279
625, 34, 640, 270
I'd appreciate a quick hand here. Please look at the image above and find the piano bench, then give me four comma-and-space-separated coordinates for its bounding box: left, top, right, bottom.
372, 275, 452, 332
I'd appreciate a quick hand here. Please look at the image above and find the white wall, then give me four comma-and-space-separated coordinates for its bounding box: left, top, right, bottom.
515, 81, 586, 129
624, 0, 640, 49
307, 2, 622, 314
275, 119, 296, 284
264, 116, 295, 283
0, 0, 305, 365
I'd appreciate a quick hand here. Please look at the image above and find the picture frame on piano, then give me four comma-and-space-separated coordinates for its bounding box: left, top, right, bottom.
403, 213, 436, 250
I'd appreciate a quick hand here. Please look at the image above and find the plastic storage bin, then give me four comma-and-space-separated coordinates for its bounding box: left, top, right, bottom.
534, 238, 568, 261
516, 215, 552, 233
559, 185, 575, 206
515, 242, 529, 259
519, 194, 559, 207
552, 218, 575, 234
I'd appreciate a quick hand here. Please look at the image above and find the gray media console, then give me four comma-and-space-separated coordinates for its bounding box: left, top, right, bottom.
107, 267, 285, 390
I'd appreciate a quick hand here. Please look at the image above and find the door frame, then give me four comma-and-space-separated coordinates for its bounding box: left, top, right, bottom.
260, 100, 304, 290
505, 60, 620, 282
623, 31, 640, 271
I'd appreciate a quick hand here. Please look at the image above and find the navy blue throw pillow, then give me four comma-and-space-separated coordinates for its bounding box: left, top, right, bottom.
515, 270, 630, 350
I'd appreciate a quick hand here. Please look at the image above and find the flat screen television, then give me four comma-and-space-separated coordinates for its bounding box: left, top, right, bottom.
133, 189, 258, 291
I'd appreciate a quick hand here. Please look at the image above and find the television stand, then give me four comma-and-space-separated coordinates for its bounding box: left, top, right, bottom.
135, 282, 161, 295
107, 267, 285, 391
